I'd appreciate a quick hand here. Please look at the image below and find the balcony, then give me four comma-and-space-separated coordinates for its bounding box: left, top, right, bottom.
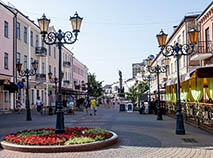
190, 41, 213, 61
35, 73, 46, 82
35, 47, 47, 56
63, 80, 70, 85
63, 61, 71, 67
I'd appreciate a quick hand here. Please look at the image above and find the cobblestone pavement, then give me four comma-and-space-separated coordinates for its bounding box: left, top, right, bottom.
0, 105, 212, 158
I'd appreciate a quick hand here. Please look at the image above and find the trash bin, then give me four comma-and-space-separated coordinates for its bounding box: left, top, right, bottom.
127, 103, 133, 112
119, 103, 126, 112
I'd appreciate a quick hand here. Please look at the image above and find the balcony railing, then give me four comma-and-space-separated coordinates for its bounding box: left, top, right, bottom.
190, 41, 213, 61
63, 61, 71, 67
63, 80, 70, 84
164, 101, 213, 133
35, 47, 47, 56
35, 73, 46, 81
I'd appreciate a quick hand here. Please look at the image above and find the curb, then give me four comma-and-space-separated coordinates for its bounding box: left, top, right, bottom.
0, 131, 118, 153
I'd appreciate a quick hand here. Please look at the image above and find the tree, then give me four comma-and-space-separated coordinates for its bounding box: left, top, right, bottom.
125, 81, 148, 104
87, 73, 104, 98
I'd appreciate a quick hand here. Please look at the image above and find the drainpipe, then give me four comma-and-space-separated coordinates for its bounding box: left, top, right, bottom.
13, 10, 18, 111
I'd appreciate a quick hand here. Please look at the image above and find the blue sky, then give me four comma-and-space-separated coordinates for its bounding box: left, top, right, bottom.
2, 0, 212, 84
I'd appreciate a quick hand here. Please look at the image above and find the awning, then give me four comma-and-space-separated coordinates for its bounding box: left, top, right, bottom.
165, 66, 213, 87
4, 82, 18, 93
189, 66, 213, 78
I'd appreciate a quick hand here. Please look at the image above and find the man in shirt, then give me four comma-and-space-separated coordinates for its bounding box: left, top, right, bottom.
90, 98, 97, 116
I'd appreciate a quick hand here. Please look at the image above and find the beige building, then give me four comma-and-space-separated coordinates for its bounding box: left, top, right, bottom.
15, 9, 48, 108
62, 46, 73, 90
150, 15, 198, 101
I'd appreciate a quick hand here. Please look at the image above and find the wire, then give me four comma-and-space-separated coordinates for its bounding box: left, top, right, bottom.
20, 10, 180, 27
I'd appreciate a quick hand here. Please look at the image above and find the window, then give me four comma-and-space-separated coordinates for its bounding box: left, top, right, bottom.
4, 21, 9, 38
54, 47, 56, 59
24, 55, 27, 70
65, 54, 67, 61
37, 90, 39, 98
17, 52, 21, 63
4, 53, 8, 69
205, 27, 210, 52
30, 31, 33, 47
42, 62, 45, 74
54, 67, 56, 77
24, 27, 28, 43
49, 45, 51, 56
171, 63, 173, 74
182, 30, 185, 44
49, 65, 51, 73
31, 89, 34, 104
31, 58, 33, 69
167, 65, 170, 75
177, 35, 181, 44
16, 22, 21, 39
36, 35, 39, 47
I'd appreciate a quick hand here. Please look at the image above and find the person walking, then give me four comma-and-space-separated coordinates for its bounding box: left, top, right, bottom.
90, 98, 97, 116
84, 99, 89, 115
16, 97, 22, 114
36, 96, 43, 114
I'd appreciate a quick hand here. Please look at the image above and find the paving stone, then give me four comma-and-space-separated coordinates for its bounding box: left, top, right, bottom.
0, 105, 212, 158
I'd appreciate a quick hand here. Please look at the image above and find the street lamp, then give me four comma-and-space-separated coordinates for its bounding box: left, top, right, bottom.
48, 71, 64, 115
16, 60, 38, 121
156, 28, 199, 134
141, 70, 154, 114
146, 57, 168, 120
38, 12, 83, 133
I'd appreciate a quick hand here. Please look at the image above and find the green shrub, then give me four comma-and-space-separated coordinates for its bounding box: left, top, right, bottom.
65, 137, 95, 145
84, 128, 108, 134
18, 130, 55, 136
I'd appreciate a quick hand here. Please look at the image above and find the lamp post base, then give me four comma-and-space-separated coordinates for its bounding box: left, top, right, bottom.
157, 108, 163, 120
176, 111, 185, 135
26, 109, 32, 121
157, 115, 163, 120
55, 109, 65, 134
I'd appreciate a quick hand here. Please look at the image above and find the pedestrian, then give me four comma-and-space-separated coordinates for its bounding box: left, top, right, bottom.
90, 97, 97, 116
16, 97, 22, 114
84, 99, 89, 115
36, 96, 43, 114
48, 91, 54, 115
139, 101, 145, 114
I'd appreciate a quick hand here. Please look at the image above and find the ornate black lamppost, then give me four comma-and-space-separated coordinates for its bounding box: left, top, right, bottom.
16, 61, 38, 121
38, 12, 83, 133
156, 28, 198, 134
141, 70, 154, 114
48, 71, 64, 115
145, 57, 168, 120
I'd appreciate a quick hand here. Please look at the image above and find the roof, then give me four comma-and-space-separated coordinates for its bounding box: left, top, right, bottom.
104, 85, 112, 89
197, 1, 213, 22
151, 15, 199, 66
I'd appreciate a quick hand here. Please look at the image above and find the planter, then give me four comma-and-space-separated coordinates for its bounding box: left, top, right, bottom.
0, 128, 118, 153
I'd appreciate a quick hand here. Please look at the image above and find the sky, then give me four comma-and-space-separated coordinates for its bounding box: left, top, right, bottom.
1, 0, 212, 85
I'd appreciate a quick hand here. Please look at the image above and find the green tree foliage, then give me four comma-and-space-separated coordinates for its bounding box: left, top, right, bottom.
125, 81, 149, 104
87, 73, 104, 98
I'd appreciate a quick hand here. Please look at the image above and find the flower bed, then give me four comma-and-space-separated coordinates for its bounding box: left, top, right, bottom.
3, 127, 113, 146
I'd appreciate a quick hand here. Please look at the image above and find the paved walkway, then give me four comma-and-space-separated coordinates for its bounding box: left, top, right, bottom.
0, 105, 212, 158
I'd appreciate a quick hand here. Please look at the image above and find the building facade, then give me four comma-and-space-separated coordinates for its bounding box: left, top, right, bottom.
72, 57, 88, 94
132, 63, 145, 78
0, 2, 15, 111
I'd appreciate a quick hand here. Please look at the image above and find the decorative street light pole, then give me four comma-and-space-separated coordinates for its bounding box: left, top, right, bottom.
156, 28, 199, 134
141, 70, 154, 114
48, 72, 64, 114
16, 61, 38, 121
38, 12, 83, 133
145, 57, 168, 120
